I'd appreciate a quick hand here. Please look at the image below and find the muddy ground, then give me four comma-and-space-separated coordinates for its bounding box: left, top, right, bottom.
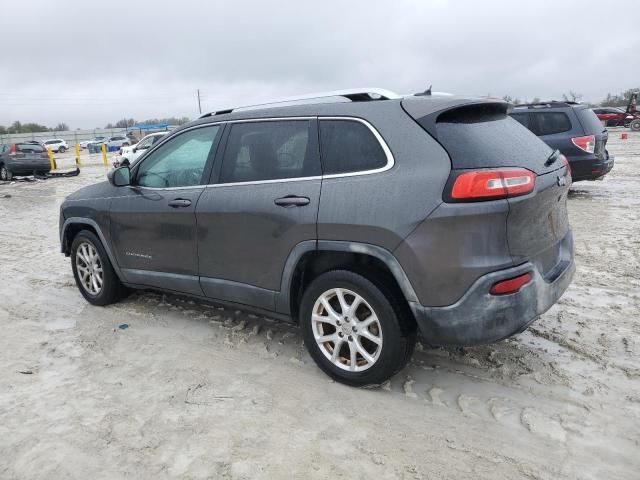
0, 131, 638, 479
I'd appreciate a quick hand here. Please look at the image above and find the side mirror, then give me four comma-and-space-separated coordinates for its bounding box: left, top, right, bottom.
108, 166, 131, 187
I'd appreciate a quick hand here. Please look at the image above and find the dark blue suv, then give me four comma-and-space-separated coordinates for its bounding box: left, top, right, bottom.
511, 101, 614, 182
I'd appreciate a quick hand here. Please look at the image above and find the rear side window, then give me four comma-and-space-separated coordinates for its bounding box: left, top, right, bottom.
530, 112, 572, 136
219, 120, 319, 183
319, 120, 387, 175
576, 108, 606, 134
435, 106, 552, 170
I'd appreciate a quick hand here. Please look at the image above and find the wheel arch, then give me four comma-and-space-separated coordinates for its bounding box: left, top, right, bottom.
278, 240, 419, 327
61, 217, 123, 278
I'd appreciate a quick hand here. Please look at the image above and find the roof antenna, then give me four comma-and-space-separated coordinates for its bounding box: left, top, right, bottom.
415, 85, 432, 96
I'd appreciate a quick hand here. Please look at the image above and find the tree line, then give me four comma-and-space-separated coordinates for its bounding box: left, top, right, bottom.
0, 116, 191, 135
104, 117, 191, 129
502, 87, 639, 107
3, 87, 638, 135
0, 121, 69, 134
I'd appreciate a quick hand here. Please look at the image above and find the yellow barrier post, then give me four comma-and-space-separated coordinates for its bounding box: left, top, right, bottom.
47, 148, 57, 171
75, 144, 81, 166
101, 143, 108, 167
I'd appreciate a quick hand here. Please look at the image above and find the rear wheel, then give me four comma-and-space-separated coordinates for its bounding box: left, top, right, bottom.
300, 270, 415, 387
630, 119, 640, 132
0, 164, 12, 181
71, 230, 127, 305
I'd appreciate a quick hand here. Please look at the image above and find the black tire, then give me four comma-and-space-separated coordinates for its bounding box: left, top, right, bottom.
630, 119, 640, 132
70, 230, 127, 306
0, 164, 12, 181
58, 146, 66, 153
300, 270, 416, 387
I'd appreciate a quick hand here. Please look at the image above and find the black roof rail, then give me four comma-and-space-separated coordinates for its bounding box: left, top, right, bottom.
200, 88, 402, 118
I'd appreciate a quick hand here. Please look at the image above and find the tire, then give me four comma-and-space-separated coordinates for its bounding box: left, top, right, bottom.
630, 119, 640, 132
300, 270, 416, 387
70, 230, 127, 306
58, 146, 66, 153
122, 143, 129, 147
0, 164, 12, 181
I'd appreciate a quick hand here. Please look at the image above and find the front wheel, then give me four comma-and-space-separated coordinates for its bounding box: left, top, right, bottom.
630, 119, 640, 132
300, 270, 415, 387
71, 230, 127, 305
58, 146, 66, 153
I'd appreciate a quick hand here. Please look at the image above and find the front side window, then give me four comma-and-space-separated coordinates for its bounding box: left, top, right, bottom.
136, 125, 220, 188
219, 120, 318, 183
319, 120, 387, 175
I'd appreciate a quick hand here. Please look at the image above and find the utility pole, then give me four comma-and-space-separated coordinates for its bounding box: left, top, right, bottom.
197, 89, 202, 114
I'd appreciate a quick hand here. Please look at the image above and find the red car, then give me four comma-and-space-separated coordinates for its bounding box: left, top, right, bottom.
592, 107, 635, 127
593, 107, 640, 127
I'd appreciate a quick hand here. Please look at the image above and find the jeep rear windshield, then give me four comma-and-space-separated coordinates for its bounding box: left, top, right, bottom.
434, 105, 553, 173
576, 107, 606, 134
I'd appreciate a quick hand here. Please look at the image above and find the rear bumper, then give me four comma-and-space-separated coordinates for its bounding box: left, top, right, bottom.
6, 160, 52, 174
568, 153, 614, 182
409, 235, 575, 346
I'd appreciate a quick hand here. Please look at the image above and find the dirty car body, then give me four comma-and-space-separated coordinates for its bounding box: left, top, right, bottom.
59, 89, 575, 385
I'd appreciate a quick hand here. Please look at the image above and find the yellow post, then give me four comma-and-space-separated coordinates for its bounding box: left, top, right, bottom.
75, 143, 81, 166
101, 143, 108, 167
47, 148, 57, 171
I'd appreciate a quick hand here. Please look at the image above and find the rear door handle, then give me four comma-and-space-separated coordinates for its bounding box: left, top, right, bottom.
274, 196, 310, 207
168, 198, 192, 208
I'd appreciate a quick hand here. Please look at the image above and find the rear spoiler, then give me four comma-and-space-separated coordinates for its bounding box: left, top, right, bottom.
402, 96, 510, 139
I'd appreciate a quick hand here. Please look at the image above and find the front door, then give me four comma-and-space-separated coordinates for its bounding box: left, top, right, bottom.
110, 124, 223, 295
196, 119, 321, 311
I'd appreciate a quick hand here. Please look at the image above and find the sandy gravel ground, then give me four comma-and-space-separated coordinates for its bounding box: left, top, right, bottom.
0, 133, 639, 479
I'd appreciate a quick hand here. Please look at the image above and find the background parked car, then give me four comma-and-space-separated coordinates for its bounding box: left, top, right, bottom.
0, 142, 51, 180
79, 136, 106, 149
511, 101, 614, 182
592, 107, 635, 127
43, 139, 68, 153
106, 135, 131, 149
119, 132, 167, 165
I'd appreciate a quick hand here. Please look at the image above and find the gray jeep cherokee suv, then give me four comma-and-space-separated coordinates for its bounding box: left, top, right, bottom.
59, 89, 575, 386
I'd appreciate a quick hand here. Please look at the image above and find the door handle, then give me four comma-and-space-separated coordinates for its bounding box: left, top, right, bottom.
168, 198, 192, 208
274, 196, 310, 207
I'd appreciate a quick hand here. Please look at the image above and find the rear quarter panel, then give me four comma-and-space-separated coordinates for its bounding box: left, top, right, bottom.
317, 102, 451, 251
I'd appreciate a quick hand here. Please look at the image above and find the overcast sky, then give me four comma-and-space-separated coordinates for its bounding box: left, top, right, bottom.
1, 0, 638, 129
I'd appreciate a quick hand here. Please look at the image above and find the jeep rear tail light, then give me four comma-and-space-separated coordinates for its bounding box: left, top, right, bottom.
571, 135, 595, 153
8, 144, 17, 155
490, 272, 532, 295
450, 168, 535, 201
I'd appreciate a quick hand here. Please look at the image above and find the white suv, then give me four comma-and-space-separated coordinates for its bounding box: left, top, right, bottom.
119, 132, 168, 165
43, 139, 68, 153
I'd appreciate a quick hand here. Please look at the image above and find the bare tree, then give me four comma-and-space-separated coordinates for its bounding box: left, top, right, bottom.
562, 91, 583, 102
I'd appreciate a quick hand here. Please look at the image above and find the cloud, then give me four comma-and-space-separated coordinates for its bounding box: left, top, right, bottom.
0, 0, 638, 128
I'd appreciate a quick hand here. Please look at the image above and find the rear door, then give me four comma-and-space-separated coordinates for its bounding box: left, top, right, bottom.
196, 118, 321, 311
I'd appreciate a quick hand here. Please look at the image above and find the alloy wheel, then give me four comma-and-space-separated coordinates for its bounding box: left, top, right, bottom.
311, 288, 383, 372
75, 242, 103, 295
